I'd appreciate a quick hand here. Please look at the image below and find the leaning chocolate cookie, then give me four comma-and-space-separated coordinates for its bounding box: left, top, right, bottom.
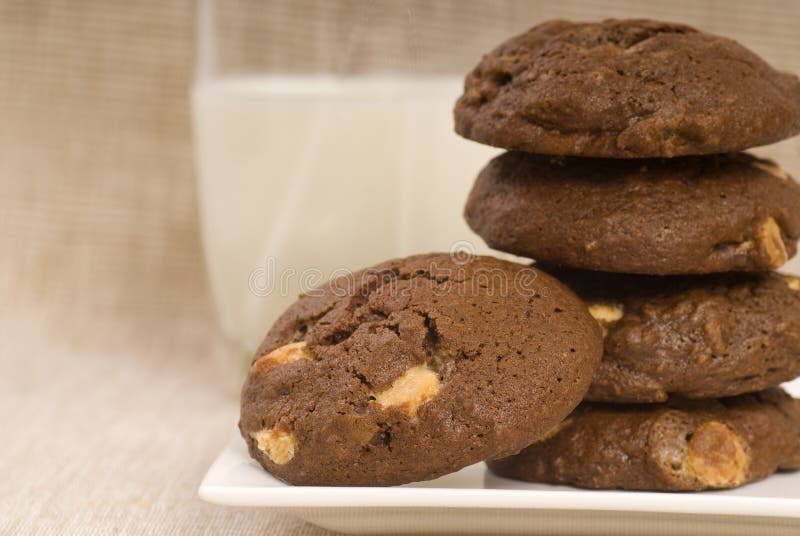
487, 388, 800, 491
464, 151, 800, 274
454, 19, 800, 157
538, 265, 800, 402
239, 253, 602, 486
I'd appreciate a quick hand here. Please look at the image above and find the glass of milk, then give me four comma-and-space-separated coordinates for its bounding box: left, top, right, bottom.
193, 1, 501, 385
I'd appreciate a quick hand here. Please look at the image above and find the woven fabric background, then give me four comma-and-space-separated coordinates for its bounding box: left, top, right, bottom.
1, 1, 799, 534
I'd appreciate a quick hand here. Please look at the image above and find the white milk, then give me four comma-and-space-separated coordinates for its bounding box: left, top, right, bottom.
193, 76, 800, 387
192, 76, 501, 376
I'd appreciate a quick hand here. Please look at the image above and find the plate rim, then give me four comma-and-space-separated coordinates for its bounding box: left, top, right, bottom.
199, 436, 800, 519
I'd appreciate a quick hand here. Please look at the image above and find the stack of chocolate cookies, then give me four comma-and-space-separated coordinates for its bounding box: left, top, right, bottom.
456, 19, 800, 490
238, 18, 800, 492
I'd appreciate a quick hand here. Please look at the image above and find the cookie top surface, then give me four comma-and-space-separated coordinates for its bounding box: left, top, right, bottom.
454, 19, 800, 157
239, 253, 602, 486
464, 151, 800, 274
487, 388, 800, 491
539, 265, 800, 402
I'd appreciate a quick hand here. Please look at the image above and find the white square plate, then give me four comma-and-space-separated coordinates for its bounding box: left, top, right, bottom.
200, 380, 800, 535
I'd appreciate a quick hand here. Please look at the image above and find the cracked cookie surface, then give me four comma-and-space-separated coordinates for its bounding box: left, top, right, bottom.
240, 253, 602, 486
465, 151, 800, 274
454, 19, 800, 157
487, 388, 800, 491
539, 265, 800, 402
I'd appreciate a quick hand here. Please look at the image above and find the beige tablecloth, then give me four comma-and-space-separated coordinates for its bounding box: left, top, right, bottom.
2, 2, 799, 534
0, 2, 328, 533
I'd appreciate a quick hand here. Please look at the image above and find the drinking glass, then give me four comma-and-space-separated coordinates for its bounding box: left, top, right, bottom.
193, 0, 800, 388
192, 0, 507, 386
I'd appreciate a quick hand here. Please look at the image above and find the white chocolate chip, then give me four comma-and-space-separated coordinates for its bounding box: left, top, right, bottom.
588, 302, 624, 337
687, 421, 748, 488
251, 341, 311, 372
752, 159, 791, 181
588, 303, 624, 323
757, 217, 788, 269
373, 365, 440, 416
786, 276, 800, 291
251, 428, 297, 465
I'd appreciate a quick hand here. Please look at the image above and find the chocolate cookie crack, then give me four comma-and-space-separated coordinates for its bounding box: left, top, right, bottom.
288, 303, 336, 345
366, 422, 394, 452
516, 112, 628, 136
420, 312, 457, 382
314, 269, 456, 348
588, 22, 693, 50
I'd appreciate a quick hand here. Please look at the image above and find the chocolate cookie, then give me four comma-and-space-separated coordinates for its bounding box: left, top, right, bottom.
487, 388, 800, 491
239, 253, 602, 486
454, 19, 800, 158
464, 151, 800, 274
538, 265, 800, 402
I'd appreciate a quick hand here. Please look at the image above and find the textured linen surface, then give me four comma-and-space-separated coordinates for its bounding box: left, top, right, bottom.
1, 1, 799, 534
